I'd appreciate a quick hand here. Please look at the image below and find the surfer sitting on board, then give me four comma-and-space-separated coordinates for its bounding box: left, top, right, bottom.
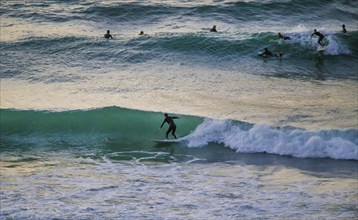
104, 30, 113, 39
258, 48, 283, 58
342, 24, 347, 33
310, 29, 324, 46
278, 32, 291, 40
160, 113, 179, 139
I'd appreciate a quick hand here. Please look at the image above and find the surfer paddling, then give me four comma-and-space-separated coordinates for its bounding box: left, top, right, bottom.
278, 32, 291, 40
160, 113, 179, 139
311, 29, 324, 46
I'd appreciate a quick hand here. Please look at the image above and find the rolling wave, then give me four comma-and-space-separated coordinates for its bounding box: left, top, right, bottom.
184, 119, 358, 160
1, 107, 357, 160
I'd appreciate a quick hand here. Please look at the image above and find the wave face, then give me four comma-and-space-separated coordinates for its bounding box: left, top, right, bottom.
1, 108, 357, 161
0, 107, 201, 149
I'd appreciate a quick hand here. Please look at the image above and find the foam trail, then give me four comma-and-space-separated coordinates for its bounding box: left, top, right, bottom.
184, 119, 358, 160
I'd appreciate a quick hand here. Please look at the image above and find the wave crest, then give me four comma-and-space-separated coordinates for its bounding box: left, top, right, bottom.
184, 119, 358, 160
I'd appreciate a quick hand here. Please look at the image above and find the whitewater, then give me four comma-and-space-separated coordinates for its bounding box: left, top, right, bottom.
1, 0, 357, 219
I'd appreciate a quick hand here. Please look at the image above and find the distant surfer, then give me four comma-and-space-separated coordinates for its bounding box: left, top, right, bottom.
104, 30, 113, 39
160, 113, 179, 139
210, 25, 217, 32
278, 32, 291, 40
258, 48, 283, 58
310, 29, 324, 46
139, 31, 144, 35
342, 24, 347, 33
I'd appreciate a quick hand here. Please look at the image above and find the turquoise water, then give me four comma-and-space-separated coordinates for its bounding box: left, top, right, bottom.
1, 0, 357, 219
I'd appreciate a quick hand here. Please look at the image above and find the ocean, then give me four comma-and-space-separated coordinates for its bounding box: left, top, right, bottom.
1, 0, 357, 219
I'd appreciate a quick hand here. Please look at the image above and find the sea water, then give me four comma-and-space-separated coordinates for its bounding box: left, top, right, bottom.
1, 0, 357, 219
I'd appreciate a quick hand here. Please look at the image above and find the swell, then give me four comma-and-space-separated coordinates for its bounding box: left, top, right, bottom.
2, 0, 355, 24
1, 31, 357, 80
3, 30, 356, 57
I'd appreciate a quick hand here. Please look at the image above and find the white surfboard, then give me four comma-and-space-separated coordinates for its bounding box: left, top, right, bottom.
152, 139, 181, 143
258, 51, 284, 57
317, 45, 328, 51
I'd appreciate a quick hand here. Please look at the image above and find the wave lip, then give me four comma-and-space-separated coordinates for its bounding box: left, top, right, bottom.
184, 119, 358, 160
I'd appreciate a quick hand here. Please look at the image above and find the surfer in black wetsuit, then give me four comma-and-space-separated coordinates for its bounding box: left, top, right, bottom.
210, 25, 217, 32
278, 32, 291, 40
258, 48, 273, 57
311, 29, 324, 46
104, 30, 113, 39
342, 24, 347, 33
258, 47, 283, 58
160, 113, 179, 139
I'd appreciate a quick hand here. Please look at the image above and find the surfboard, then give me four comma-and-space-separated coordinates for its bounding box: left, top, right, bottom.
317, 46, 327, 51
258, 51, 284, 57
152, 139, 181, 143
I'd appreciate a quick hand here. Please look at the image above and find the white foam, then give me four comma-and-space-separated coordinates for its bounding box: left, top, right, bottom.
184, 119, 358, 160
322, 35, 351, 55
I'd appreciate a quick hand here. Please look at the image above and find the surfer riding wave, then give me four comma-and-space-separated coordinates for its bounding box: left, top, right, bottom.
160, 113, 180, 139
